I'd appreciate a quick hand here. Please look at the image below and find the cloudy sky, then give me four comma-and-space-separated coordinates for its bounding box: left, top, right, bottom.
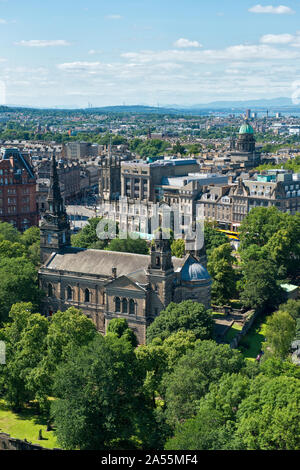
1, 0, 300, 107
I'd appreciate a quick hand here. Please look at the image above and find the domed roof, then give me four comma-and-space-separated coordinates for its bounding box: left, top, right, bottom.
181, 257, 211, 282
239, 122, 254, 135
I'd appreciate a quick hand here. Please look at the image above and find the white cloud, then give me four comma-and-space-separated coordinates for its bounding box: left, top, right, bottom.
122, 44, 300, 65
57, 61, 102, 71
173, 38, 202, 48
249, 4, 295, 14
0, 19, 7, 24
260, 32, 300, 47
260, 33, 294, 44
16, 40, 71, 47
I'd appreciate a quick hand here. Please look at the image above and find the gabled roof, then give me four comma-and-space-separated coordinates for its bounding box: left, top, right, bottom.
44, 248, 185, 280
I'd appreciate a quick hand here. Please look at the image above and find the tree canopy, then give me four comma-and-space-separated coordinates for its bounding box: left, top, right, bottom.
146, 300, 214, 344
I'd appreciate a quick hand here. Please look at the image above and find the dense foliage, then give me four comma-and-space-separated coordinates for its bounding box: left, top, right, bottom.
0, 223, 42, 324
146, 301, 214, 344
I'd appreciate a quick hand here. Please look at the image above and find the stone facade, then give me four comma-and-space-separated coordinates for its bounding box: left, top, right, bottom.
0, 148, 38, 231
38, 157, 212, 344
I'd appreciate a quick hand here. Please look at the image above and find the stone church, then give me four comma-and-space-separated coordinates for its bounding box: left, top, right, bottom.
39, 156, 211, 344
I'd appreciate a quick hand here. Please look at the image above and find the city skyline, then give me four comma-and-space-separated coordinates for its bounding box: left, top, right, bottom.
1, 1, 300, 107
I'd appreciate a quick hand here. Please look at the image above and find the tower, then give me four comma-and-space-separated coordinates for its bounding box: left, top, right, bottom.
98, 145, 121, 202
147, 228, 175, 314
236, 121, 256, 153
40, 154, 71, 264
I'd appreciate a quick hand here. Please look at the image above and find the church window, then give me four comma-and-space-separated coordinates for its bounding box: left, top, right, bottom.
84, 289, 90, 303
129, 299, 135, 315
48, 234, 52, 244
62, 232, 66, 243
67, 286, 73, 301
48, 283, 53, 297
155, 256, 160, 267
122, 298, 128, 314
115, 297, 121, 312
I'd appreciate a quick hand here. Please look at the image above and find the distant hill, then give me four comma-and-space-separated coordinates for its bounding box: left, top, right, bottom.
1, 98, 300, 115
187, 97, 295, 110
84, 105, 194, 115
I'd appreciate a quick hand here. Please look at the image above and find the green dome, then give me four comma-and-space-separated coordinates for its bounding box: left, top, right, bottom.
239, 123, 254, 135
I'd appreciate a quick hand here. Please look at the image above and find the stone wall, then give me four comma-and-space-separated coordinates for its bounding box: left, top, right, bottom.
230, 309, 258, 349
0, 432, 59, 451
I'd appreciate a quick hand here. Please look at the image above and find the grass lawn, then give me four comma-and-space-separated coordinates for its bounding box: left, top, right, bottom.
239, 317, 268, 361
225, 322, 243, 342
0, 400, 60, 449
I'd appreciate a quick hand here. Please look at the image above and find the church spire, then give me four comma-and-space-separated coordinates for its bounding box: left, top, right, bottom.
47, 153, 64, 215
40, 154, 71, 264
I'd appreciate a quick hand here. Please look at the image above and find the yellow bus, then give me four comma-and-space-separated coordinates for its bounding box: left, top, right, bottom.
217, 229, 240, 241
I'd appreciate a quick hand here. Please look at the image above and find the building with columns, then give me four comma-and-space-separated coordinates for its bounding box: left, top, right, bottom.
39, 156, 212, 344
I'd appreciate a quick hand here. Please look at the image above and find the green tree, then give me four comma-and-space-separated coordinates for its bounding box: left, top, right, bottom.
260, 357, 300, 380
240, 258, 285, 313
165, 407, 239, 450
0, 240, 26, 258
0, 222, 21, 243
21, 226, 40, 248
239, 207, 289, 250
0, 257, 42, 324
146, 300, 214, 344
204, 222, 228, 256
107, 236, 149, 255
165, 373, 250, 450
51, 335, 156, 450
171, 239, 185, 258
208, 243, 236, 305
163, 341, 245, 426
107, 318, 138, 348
71, 217, 110, 249
235, 375, 300, 450
262, 218, 300, 277
173, 141, 185, 156
0, 303, 49, 410
136, 331, 197, 403
263, 310, 296, 359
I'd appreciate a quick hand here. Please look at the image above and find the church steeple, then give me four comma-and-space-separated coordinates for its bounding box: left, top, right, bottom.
149, 228, 173, 272
40, 155, 71, 264
47, 153, 64, 215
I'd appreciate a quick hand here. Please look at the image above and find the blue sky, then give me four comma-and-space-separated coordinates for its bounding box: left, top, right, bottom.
0, 0, 300, 107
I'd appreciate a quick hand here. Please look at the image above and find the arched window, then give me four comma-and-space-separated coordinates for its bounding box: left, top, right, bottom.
122, 298, 128, 314
155, 256, 160, 267
115, 297, 120, 312
48, 283, 53, 297
67, 286, 73, 301
129, 299, 135, 315
84, 289, 90, 303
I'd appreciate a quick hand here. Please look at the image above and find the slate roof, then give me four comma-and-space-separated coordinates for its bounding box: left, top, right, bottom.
44, 249, 185, 281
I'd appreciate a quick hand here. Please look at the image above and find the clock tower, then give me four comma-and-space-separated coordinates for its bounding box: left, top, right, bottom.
40, 154, 71, 264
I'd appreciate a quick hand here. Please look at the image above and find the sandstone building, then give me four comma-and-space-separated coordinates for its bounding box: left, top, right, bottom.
0, 147, 38, 231
39, 156, 212, 344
